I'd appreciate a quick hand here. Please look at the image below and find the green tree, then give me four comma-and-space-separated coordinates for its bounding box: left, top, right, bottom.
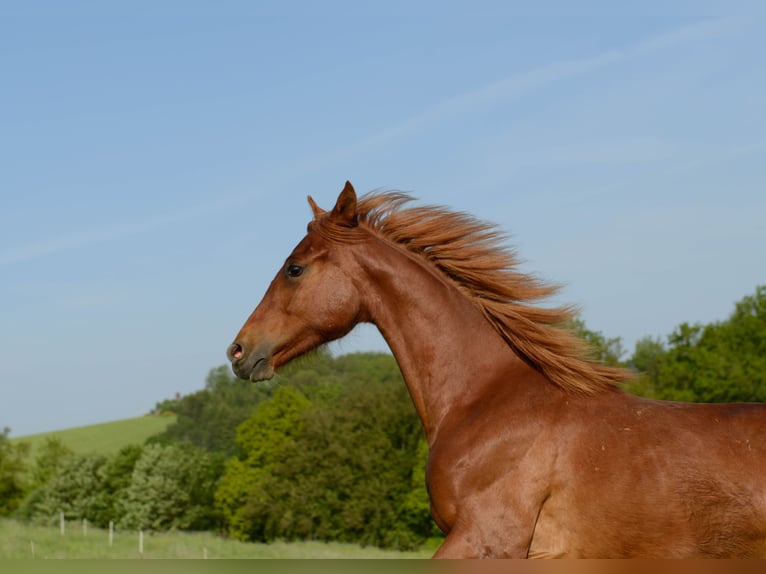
119, 443, 223, 531
289, 377, 428, 549
629, 286, 766, 403
17, 436, 76, 522
655, 322, 707, 402
31, 437, 74, 488
0, 427, 29, 515
215, 385, 313, 540
568, 318, 626, 367
624, 336, 666, 397
151, 366, 272, 454
30, 454, 110, 525
95, 444, 144, 525
216, 354, 434, 550
629, 336, 665, 380
397, 438, 438, 541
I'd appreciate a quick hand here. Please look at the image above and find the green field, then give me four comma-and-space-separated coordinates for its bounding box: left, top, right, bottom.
10, 415, 176, 459
0, 519, 432, 559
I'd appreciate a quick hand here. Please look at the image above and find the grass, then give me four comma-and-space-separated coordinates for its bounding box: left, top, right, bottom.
0, 519, 432, 559
10, 415, 177, 459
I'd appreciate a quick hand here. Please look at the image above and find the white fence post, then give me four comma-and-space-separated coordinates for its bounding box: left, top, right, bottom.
60, 512, 65, 536
109, 521, 114, 547
139, 529, 144, 556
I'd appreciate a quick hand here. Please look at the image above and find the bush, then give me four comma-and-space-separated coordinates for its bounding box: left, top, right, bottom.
27, 454, 111, 526
119, 443, 224, 531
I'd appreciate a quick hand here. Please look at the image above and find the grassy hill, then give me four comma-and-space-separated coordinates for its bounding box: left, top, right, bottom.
10, 415, 176, 459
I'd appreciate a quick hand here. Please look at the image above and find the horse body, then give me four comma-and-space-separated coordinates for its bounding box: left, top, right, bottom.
429, 387, 766, 557
228, 182, 766, 558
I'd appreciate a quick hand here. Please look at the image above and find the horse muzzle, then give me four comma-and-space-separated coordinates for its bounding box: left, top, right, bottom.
227, 341, 275, 382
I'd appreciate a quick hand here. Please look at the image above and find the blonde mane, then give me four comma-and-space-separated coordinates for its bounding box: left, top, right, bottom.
315, 191, 633, 394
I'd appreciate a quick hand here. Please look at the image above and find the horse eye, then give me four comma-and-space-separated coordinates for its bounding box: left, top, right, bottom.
286, 264, 304, 278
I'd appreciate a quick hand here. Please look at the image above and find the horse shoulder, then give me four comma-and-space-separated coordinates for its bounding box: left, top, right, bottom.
427, 379, 567, 557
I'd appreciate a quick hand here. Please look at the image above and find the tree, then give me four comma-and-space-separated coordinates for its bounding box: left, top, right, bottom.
30, 454, 110, 525
31, 436, 74, 488
624, 336, 665, 398
16, 436, 76, 522
397, 438, 439, 541
96, 444, 144, 525
119, 443, 224, 531
628, 286, 766, 403
305, 377, 433, 548
629, 336, 665, 381
215, 354, 435, 550
0, 427, 29, 515
215, 385, 313, 540
150, 366, 272, 454
568, 318, 626, 367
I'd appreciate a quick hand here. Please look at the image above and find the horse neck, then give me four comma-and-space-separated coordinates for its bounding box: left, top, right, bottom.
353, 237, 540, 443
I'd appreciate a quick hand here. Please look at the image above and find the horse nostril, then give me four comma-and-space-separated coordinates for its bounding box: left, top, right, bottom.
227, 342, 244, 362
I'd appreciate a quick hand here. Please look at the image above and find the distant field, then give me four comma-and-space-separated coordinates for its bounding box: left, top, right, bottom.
0, 519, 432, 559
10, 415, 176, 459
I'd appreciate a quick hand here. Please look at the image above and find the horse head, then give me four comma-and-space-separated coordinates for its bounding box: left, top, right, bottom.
227, 182, 366, 381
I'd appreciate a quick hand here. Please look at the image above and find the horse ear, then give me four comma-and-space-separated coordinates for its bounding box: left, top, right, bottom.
330, 181, 358, 226
307, 195, 326, 219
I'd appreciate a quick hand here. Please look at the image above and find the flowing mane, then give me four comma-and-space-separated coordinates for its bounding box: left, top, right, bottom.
312, 190, 632, 394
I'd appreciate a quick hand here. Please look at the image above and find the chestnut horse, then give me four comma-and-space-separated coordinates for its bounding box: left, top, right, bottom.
227, 182, 766, 558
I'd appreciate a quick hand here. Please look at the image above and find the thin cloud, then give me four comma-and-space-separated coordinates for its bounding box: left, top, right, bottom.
2, 18, 733, 267
296, 17, 734, 170
0, 193, 251, 266
1, 220, 161, 266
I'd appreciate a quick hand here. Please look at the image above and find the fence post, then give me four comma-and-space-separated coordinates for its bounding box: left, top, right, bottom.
60, 512, 65, 536
109, 521, 114, 547
139, 529, 144, 557
83, 518, 88, 537
30, 540, 35, 558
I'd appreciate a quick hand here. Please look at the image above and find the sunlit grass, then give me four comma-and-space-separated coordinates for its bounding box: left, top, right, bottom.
9, 415, 176, 459
0, 519, 432, 559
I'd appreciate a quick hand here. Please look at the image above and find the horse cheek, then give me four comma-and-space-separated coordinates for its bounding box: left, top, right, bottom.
316, 279, 360, 335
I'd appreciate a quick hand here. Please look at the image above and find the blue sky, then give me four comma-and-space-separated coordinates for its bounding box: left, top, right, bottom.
2, 1, 764, 436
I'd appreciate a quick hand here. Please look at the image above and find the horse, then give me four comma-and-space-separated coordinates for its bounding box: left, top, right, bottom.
227, 181, 766, 558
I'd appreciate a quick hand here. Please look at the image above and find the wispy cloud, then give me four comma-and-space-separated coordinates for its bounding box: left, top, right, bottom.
1, 18, 733, 267
1, 221, 153, 266
295, 18, 734, 170
551, 139, 765, 210
0, 193, 250, 266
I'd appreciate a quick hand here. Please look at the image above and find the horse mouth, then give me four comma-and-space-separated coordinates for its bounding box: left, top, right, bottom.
249, 357, 274, 382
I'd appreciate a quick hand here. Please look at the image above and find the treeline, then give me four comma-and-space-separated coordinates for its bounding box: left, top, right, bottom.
566, 286, 766, 403
1, 286, 763, 550
626, 285, 766, 402
2, 353, 436, 550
